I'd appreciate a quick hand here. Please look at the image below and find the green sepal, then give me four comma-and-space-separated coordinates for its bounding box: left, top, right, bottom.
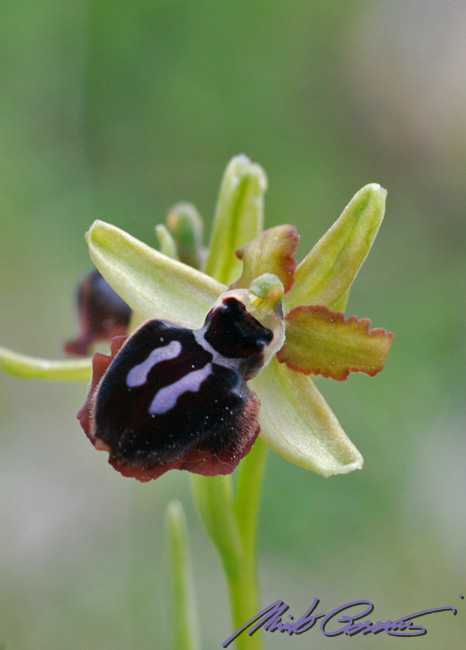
251, 358, 364, 477
278, 306, 394, 380
204, 155, 267, 286
333, 288, 350, 313
0, 347, 92, 381
285, 183, 386, 310
86, 220, 224, 329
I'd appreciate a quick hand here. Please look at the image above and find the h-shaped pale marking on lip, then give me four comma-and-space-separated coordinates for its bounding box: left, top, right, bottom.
149, 363, 213, 414
126, 340, 182, 388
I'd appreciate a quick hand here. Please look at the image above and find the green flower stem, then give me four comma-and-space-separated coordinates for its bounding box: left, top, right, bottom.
234, 437, 268, 558
223, 553, 262, 650
191, 475, 241, 562
226, 439, 268, 650
191, 438, 268, 650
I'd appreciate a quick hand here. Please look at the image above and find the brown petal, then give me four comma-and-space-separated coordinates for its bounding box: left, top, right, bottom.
233, 225, 299, 293
277, 306, 394, 380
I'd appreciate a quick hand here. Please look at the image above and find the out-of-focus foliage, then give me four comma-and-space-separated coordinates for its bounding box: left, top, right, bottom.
1, 1, 465, 648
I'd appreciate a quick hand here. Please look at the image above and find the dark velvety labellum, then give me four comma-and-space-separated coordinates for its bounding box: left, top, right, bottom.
204, 298, 273, 376
65, 270, 131, 357
79, 297, 273, 481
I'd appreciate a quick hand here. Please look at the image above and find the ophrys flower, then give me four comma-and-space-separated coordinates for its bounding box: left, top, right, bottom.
0, 156, 393, 479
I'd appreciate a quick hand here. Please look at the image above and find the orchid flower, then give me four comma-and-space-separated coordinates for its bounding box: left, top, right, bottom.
0, 155, 394, 650
0, 155, 393, 480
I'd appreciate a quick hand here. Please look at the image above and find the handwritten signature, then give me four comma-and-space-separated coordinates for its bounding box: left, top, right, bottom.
221, 597, 460, 647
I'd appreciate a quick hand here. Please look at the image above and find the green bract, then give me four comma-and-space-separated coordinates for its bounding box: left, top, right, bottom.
0, 155, 393, 478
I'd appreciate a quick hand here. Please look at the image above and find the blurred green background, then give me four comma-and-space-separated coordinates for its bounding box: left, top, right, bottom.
1, 1, 465, 648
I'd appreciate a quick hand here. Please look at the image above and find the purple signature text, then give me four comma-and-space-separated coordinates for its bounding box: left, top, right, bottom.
221, 598, 458, 647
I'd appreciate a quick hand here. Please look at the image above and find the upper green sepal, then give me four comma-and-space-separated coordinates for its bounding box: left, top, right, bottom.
204, 155, 267, 286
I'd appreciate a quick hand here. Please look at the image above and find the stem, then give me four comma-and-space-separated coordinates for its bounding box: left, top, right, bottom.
191, 439, 268, 650
227, 439, 268, 650
234, 437, 268, 557
223, 554, 262, 650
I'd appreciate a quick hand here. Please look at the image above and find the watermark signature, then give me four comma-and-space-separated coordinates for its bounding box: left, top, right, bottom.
222, 595, 463, 646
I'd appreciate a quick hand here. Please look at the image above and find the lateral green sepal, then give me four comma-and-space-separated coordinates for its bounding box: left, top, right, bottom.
86, 220, 224, 329
251, 358, 364, 477
0, 347, 92, 381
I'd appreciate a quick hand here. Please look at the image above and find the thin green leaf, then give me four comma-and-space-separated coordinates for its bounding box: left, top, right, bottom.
0, 347, 91, 381
165, 501, 202, 650
204, 155, 267, 286
86, 220, 224, 329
